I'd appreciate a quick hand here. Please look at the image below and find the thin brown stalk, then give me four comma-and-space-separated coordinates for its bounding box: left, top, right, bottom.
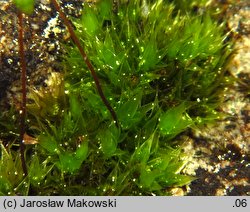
17, 11, 28, 176
50, 0, 119, 127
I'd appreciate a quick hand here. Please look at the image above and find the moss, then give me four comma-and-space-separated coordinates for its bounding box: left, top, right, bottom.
66, 0, 233, 129
12, 0, 35, 15
0, 0, 234, 195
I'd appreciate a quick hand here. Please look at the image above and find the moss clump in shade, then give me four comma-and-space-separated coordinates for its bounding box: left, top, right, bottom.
0, 0, 233, 195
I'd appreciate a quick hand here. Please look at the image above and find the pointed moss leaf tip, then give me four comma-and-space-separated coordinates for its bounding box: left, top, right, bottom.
158, 103, 193, 139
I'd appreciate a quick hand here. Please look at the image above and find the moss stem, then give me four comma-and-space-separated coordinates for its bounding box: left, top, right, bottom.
51, 0, 119, 127
17, 11, 28, 176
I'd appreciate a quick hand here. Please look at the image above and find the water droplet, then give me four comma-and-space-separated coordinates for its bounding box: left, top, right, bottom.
132, 9, 136, 16
7, 58, 13, 64
141, 60, 146, 65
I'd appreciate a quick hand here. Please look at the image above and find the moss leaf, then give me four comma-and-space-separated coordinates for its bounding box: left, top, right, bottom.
159, 103, 193, 139
13, 0, 35, 15
99, 125, 120, 157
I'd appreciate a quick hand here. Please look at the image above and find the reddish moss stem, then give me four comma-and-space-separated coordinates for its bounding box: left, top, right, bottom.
17, 11, 28, 176
51, 0, 119, 127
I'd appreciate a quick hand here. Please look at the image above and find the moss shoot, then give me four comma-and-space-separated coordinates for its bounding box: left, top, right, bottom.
0, 0, 233, 195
